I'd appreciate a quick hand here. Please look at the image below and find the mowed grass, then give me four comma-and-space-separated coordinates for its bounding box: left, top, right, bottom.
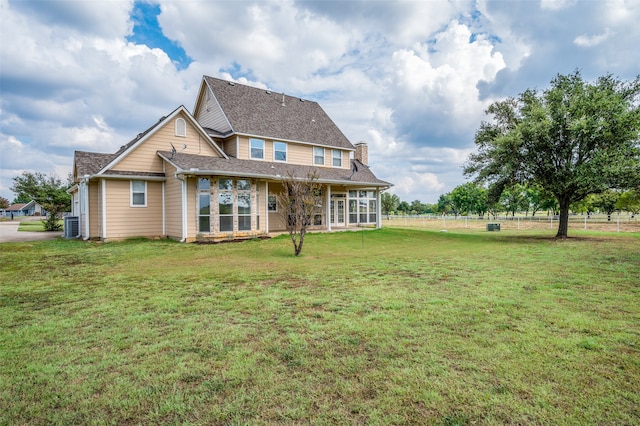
1, 228, 638, 425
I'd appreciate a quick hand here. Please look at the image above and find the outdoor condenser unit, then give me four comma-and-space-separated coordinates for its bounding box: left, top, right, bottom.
64, 216, 80, 238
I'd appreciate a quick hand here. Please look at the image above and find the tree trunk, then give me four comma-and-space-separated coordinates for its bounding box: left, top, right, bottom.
294, 229, 305, 256
556, 196, 571, 238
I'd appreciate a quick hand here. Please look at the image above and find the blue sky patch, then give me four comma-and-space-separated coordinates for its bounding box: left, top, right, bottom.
127, 1, 192, 70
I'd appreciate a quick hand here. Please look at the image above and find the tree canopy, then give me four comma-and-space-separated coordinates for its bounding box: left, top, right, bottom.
464, 71, 640, 237
10, 171, 72, 230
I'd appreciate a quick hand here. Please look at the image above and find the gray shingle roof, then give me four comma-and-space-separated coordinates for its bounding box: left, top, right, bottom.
203, 76, 354, 150
74, 151, 116, 177
159, 151, 391, 187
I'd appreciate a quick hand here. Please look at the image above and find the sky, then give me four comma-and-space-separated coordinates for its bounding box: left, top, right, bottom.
1, 0, 638, 204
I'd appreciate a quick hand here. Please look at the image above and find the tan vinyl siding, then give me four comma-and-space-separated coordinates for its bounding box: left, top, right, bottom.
88, 181, 100, 238
221, 137, 237, 157
268, 140, 315, 166
164, 163, 183, 239
286, 143, 312, 165
104, 180, 163, 240
184, 177, 198, 241
238, 136, 249, 159
112, 113, 222, 172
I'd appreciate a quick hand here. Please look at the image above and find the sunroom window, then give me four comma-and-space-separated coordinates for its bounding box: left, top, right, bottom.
198, 178, 210, 232
219, 178, 234, 232
237, 179, 251, 231
348, 190, 377, 224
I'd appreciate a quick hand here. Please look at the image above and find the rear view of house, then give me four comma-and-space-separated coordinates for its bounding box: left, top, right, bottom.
69, 76, 391, 242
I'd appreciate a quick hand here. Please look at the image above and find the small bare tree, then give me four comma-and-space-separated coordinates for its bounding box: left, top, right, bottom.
277, 171, 322, 256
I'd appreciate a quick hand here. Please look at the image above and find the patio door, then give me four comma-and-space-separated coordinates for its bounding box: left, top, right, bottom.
330, 195, 345, 227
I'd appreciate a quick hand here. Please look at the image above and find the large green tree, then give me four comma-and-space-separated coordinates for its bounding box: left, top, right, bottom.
381, 192, 400, 218
594, 189, 621, 220
11, 171, 72, 231
464, 71, 640, 237
449, 182, 488, 217
500, 183, 528, 217
616, 189, 640, 217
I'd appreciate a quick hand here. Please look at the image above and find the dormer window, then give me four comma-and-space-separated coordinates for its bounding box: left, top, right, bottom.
250, 138, 264, 160
332, 149, 342, 167
175, 118, 186, 137
274, 141, 287, 162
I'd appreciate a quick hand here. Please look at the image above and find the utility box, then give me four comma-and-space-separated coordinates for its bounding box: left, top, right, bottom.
64, 216, 80, 238
486, 223, 500, 231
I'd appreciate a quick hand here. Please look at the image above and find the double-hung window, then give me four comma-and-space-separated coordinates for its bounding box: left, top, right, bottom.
332, 149, 342, 167
131, 180, 146, 207
314, 147, 325, 165
250, 138, 264, 160
274, 141, 287, 162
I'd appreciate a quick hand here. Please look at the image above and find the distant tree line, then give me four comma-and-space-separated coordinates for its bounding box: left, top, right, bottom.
382, 183, 640, 219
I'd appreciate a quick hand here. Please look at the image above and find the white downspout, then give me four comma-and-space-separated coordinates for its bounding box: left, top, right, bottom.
162, 182, 166, 236
181, 177, 188, 242
82, 177, 90, 240
101, 179, 107, 240
265, 180, 269, 233
326, 185, 332, 231
376, 189, 382, 229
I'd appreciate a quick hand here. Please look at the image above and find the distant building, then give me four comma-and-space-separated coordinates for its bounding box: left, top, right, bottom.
2, 201, 45, 217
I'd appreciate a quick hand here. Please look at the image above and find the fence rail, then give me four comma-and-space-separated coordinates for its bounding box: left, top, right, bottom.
383, 213, 639, 233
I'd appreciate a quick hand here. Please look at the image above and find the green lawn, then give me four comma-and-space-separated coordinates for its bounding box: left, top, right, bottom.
1, 228, 639, 424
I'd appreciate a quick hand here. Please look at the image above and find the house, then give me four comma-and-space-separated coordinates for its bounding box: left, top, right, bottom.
2, 201, 45, 217
69, 76, 391, 242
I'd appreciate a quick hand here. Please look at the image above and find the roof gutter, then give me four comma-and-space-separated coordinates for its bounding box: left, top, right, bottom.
174, 169, 390, 188
96, 174, 167, 181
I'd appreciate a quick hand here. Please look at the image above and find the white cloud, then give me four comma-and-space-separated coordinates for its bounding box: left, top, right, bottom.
540, 0, 577, 11
574, 28, 613, 47
387, 20, 506, 147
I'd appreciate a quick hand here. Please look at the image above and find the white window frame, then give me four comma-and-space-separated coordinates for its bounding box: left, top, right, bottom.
314, 146, 325, 165
175, 118, 186, 137
250, 138, 265, 160
130, 180, 147, 207
273, 141, 287, 162
332, 149, 342, 167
